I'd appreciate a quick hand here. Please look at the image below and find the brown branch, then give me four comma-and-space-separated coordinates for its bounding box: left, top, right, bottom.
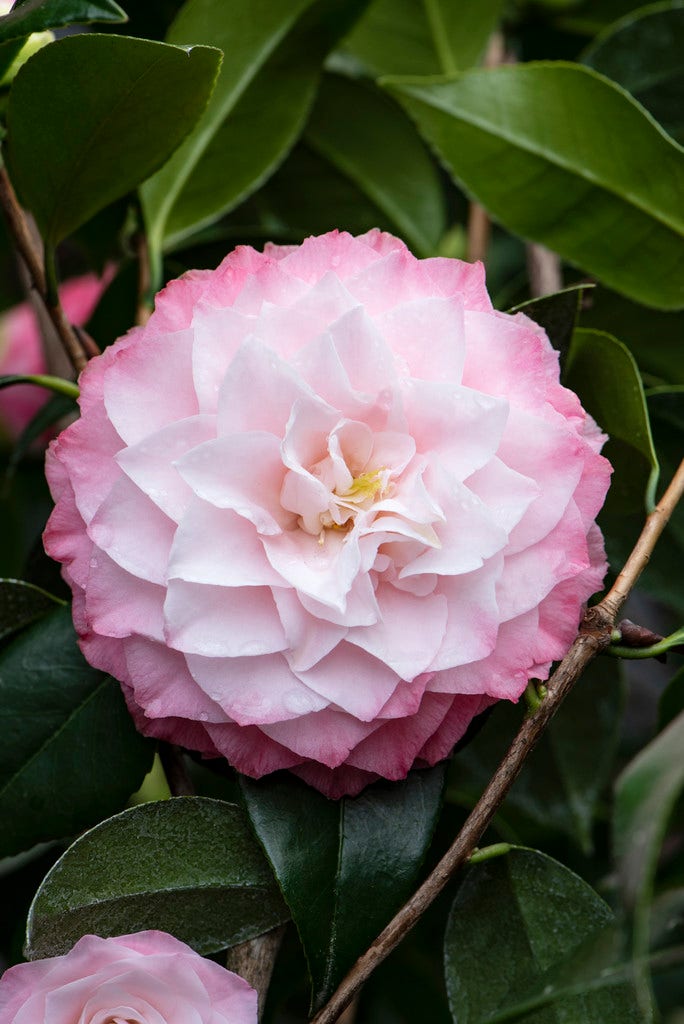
526, 242, 562, 298
310, 460, 684, 1024
466, 203, 491, 265
225, 925, 286, 1021
0, 165, 91, 374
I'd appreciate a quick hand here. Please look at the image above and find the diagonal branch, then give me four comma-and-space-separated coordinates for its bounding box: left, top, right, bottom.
0, 165, 93, 374
311, 458, 684, 1024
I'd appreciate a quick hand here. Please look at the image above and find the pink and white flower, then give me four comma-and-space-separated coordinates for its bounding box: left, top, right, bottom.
0, 931, 257, 1024
44, 230, 611, 798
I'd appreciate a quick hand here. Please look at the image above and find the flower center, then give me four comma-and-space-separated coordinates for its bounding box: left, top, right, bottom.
318, 466, 391, 542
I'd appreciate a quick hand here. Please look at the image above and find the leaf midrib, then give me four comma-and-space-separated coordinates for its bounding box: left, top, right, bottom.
0, 674, 112, 804
44, 41, 169, 243
148, 0, 313, 245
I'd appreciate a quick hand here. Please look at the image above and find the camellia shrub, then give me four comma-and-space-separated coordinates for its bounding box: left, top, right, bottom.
0, 2, 682, 1024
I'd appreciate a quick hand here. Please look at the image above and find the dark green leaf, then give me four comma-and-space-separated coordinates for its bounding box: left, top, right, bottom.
556, 0, 660, 34
303, 73, 445, 255
224, 142, 406, 244
384, 63, 684, 310
580, 286, 684, 384
0, 38, 29, 86
342, 0, 507, 75
614, 707, 684, 1014
141, 0, 368, 268
6, 34, 222, 245
0, 606, 154, 858
0, 845, 63, 969
615, 709, 684, 914
658, 665, 684, 731
26, 797, 289, 958
509, 284, 588, 366
0, 0, 127, 43
451, 658, 624, 852
599, 387, 684, 614
241, 766, 444, 1010
0, 578, 62, 643
7, 392, 76, 477
84, 260, 139, 349
444, 847, 640, 1024
564, 327, 659, 515
583, 2, 684, 144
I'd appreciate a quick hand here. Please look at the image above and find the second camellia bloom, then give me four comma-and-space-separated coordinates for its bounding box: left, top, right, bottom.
44, 230, 611, 797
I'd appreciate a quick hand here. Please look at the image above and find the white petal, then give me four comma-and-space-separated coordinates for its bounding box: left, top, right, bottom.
348, 585, 448, 680
176, 434, 291, 534
168, 499, 285, 587
186, 651, 327, 725
116, 414, 216, 522
164, 580, 287, 658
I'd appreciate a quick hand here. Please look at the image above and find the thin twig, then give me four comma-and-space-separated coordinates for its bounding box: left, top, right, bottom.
310, 460, 684, 1024
0, 165, 91, 373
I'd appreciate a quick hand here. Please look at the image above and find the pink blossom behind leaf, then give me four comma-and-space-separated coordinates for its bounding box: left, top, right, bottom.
44, 230, 611, 798
0, 930, 257, 1023
0, 273, 106, 440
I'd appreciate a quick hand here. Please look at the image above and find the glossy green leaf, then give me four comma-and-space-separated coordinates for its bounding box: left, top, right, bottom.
240, 766, 445, 1010
304, 74, 445, 255
564, 328, 659, 515
583, 2, 684, 144
141, 0, 367, 267
342, 0, 507, 75
444, 848, 640, 1023
26, 797, 289, 959
0, 0, 126, 43
0, 578, 63, 643
450, 658, 624, 852
0, 606, 154, 858
509, 284, 588, 366
5, 34, 222, 245
580, 286, 684, 384
385, 63, 684, 310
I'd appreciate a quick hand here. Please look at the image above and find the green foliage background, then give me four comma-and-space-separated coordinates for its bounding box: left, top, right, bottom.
0, 1, 682, 1022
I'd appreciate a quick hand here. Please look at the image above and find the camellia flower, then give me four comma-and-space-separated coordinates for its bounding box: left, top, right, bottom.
44, 230, 611, 798
0, 930, 257, 1023
0, 273, 106, 440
